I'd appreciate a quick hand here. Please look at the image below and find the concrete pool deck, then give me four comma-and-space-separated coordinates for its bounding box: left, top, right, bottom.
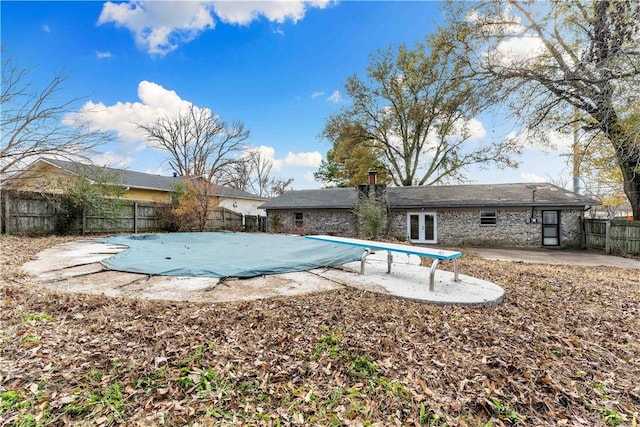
22, 239, 505, 307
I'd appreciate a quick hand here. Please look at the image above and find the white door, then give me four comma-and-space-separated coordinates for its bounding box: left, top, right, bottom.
407, 212, 437, 243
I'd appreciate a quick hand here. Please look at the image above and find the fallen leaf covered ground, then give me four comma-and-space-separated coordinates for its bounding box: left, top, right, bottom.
1, 235, 639, 426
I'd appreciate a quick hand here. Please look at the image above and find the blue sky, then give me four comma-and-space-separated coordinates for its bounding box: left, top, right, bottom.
2, 1, 572, 190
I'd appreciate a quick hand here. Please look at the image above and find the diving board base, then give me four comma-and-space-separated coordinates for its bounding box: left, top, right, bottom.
307, 235, 462, 292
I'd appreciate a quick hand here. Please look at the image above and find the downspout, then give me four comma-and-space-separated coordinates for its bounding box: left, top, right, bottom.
530, 189, 537, 222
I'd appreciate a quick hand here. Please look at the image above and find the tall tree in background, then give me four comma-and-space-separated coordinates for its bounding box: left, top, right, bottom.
580, 105, 639, 216
1, 54, 111, 177
220, 148, 294, 197
321, 33, 517, 187
138, 105, 249, 182
315, 122, 391, 187
446, 0, 640, 218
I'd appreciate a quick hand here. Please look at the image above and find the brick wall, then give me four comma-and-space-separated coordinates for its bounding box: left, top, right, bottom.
267, 209, 358, 236
389, 207, 583, 248
267, 207, 584, 248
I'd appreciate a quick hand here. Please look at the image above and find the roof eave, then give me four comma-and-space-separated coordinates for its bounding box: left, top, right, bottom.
262, 204, 354, 210
391, 201, 599, 208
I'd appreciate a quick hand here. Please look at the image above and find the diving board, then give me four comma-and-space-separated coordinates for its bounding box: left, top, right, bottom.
306, 235, 461, 292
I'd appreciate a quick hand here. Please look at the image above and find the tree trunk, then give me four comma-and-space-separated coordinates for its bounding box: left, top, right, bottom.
620, 158, 640, 220
605, 119, 640, 220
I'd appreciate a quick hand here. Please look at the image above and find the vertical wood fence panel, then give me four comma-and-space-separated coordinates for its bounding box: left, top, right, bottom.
1, 189, 263, 235
584, 219, 640, 256
0, 190, 169, 235
1, 190, 57, 234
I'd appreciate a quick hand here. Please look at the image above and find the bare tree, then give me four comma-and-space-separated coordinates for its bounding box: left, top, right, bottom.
445, 0, 640, 218
221, 148, 294, 197
247, 149, 273, 197
137, 104, 250, 182
1, 54, 111, 177
216, 155, 252, 192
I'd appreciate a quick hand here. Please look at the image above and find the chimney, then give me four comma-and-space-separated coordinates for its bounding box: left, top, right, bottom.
368, 170, 377, 185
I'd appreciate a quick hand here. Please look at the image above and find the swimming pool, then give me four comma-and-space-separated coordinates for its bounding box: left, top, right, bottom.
99, 233, 364, 278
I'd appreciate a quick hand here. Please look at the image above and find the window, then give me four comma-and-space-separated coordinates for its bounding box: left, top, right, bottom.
294, 212, 303, 229
480, 210, 497, 225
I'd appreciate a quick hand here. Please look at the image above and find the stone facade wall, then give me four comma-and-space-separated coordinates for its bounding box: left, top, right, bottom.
267, 206, 584, 248
389, 207, 583, 248
558, 209, 584, 248
267, 209, 358, 236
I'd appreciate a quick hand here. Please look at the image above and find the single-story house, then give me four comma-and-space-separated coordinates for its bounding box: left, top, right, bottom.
259, 174, 599, 249
4, 158, 267, 217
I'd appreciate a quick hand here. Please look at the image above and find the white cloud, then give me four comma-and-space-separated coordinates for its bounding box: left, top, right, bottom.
42, 24, 51, 33
471, 4, 546, 68
242, 146, 321, 174
283, 151, 322, 167
327, 90, 342, 103
98, 1, 216, 56
96, 51, 113, 59
213, 1, 304, 25
520, 172, 546, 183
311, 91, 325, 99
268, 150, 322, 172
98, 0, 333, 56
505, 128, 573, 151
145, 166, 166, 175
458, 117, 486, 140
90, 151, 133, 168
64, 80, 194, 145
490, 35, 545, 66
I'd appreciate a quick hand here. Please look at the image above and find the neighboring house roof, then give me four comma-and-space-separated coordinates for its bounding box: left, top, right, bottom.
260, 183, 599, 210
44, 158, 181, 192
260, 188, 359, 209
21, 158, 267, 201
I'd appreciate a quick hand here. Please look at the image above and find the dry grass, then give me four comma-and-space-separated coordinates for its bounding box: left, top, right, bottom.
1, 235, 639, 426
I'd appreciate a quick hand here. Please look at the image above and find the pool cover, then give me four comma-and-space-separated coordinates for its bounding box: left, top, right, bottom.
98, 233, 364, 278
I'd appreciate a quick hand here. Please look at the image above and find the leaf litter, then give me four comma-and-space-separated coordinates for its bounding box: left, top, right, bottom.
1, 235, 639, 426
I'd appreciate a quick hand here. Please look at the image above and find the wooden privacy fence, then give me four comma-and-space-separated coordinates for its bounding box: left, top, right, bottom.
1, 190, 264, 235
584, 218, 640, 256
1, 190, 168, 235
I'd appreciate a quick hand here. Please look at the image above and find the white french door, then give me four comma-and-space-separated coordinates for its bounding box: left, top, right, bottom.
407, 212, 437, 243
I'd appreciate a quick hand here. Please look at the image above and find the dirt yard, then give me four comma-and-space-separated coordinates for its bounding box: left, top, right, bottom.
1, 235, 639, 426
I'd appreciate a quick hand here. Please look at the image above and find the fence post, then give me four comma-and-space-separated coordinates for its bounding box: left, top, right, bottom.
2, 190, 9, 234
605, 220, 611, 254
134, 201, 138, 234
0, 190, 3, 234
82, 207, 86, 235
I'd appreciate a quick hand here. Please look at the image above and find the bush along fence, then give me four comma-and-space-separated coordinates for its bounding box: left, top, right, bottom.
584, 218, 640, 256
0, 190, 264, 235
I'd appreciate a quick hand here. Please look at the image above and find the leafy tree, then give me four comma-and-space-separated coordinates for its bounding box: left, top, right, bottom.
580, 107, 638, 217
1, 53, 111, 177
353, 196, 386, 239
445, 0, 640, 218
315, 122, 391, 187
137, 104, 249, 183
322, 34, 517, 187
